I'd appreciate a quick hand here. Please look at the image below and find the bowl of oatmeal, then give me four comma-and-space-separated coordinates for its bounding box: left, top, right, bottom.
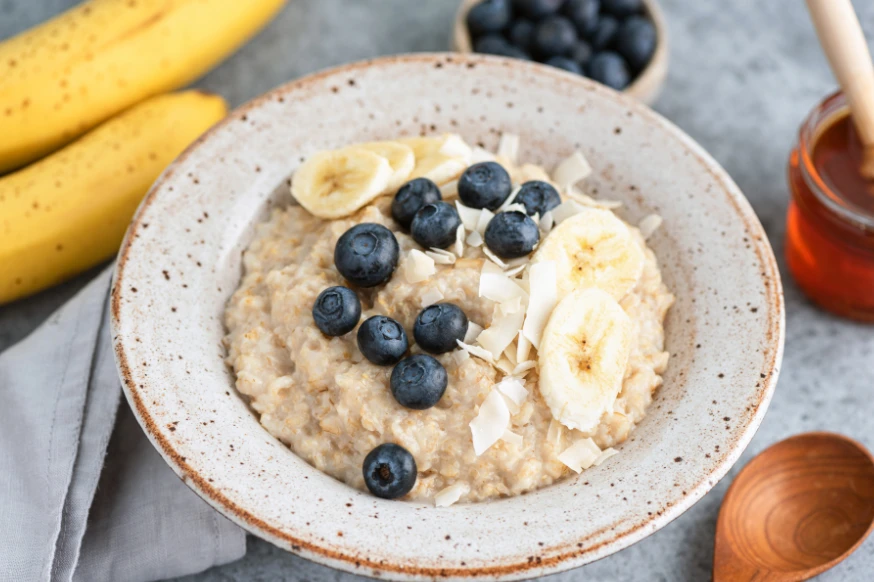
111, 54, 784, 580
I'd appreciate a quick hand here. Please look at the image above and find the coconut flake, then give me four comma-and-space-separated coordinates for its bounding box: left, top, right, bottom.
502, 342, 518, 366
456, 201, 481, 231
470, 146, 497, 164
475, 208, 495, 235
516, 331, 532, 363
477, 310, 525, 359
503, 203, 528, 215
497, 185, 522, 213
482, 247, 508, 269
497, 133, 520, 165
498, 296, 523, 316
440, 180, 459, 198
440, 134, 473, 162
512, 360, 536, 375
501, 429, 524, 447
551, 200, 586, 225
558, 438, 602, 473
547, 419, 564, 447
454, 348, 470, 364
593, 447, 619, 467
454, 224, 465, 257
420, 288, 445, 307
403, 249, 436, 283
466, 229, 484, 247
638, 214, 663, 239
425, 249, 456, 265
479, 271, 527, 303
497, 376, 528, 405
470, 389, 511, 455
553, 151, 592, 189
505, 264, 527, 278
539, 210, 555, 235
495, 356, 515, 375
464, 321, 484, 343
457, 339, 494, 363
435, 482, 469, 507
521, 261, 558, 349
567, 185, 623, 209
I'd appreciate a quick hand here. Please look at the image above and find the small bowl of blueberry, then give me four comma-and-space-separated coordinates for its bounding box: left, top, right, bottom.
453, 0, 668, 104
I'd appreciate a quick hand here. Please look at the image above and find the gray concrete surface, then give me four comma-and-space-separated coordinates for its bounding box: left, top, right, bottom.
2, 1, 874, 580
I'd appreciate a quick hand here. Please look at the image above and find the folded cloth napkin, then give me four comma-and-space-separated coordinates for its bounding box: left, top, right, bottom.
0, 267, 246, 582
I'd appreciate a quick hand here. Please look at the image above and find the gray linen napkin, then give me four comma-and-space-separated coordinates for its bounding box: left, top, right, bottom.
0, 267, 246, 581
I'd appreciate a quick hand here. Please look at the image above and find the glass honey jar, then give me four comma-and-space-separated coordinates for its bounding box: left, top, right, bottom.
786, 91, 874, 322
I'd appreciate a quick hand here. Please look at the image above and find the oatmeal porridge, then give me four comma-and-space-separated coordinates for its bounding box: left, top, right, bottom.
224, 134, 673, 504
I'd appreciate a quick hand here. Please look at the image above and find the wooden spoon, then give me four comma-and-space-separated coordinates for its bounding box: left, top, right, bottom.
806, 0, 874, 179
713, 432, 874, 581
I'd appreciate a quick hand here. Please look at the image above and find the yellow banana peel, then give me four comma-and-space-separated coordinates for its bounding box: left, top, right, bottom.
0, 0, 284, 173
0, 90, 228, 305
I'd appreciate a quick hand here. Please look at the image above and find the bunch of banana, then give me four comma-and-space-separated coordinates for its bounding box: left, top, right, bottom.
0, 0, 285, 304
0, 0, 285, 173
0, 91, 227, 304
291, 135, 472, 218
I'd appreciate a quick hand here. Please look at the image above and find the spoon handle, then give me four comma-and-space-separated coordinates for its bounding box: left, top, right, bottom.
806, 0, 874, 149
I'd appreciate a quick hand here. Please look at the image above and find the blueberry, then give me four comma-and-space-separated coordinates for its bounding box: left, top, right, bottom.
466, 0, 513, 38
410, 202, 462, 249
363, 443, 417, 499
458, 161, 512, 210
474, 34, 531, 59
615, 16, 656, 71
312, 286, 361, 336
512, 0, 564, 19
532, 16, 578, 60
484, 211, 540, 258
588, 15, 618, 50
357, 315, 408, 365
390, 354, 448, 409
506, 19, 535, 52
587, 51, 631, 90
334, 223, 399, 287
601, 0, 642, 18
562, 0, 600, 37
545, 55, 582, 74
515, 181, 562, 216
414, 303, 469, 354
570, 40, 593, 67
392, 178, 441, 230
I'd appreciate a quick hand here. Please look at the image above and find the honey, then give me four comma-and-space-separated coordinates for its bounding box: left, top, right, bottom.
787, 91, 874, 321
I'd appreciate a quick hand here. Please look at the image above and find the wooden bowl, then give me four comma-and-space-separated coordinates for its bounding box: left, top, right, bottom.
714, 432, 874, 581
452, 0, 669, 105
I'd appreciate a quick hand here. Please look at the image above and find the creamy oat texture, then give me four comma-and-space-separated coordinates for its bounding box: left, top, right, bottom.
224, 164, 673, 504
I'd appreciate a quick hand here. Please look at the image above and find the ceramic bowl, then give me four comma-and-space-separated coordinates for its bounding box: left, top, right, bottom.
452, 0, 669, 105
111, 53, 784, 581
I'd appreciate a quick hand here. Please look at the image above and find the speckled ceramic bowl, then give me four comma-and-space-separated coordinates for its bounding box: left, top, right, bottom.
110, 54, 784, 580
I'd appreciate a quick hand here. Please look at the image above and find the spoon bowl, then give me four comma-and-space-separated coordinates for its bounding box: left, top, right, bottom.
714, 432, 874, 581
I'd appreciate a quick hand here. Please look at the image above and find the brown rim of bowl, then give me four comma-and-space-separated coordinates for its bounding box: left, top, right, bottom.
111, 53, 783, 580
451, 0, 669, 105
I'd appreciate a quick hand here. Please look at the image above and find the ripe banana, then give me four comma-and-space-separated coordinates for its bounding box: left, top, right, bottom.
538, 287, 633, 433
531, 208, 644, 301
291, 148, 394, 219
0, 0, 284, 173
0, 91, 228, 305
354, 141, 416, 193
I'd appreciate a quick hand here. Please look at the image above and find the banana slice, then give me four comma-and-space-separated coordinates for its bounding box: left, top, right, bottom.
538, 288, 633, 433
398, 135, 471, 185
531, 208, 644, 301
354, 141, 415, 193
291, 148, 392, 218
